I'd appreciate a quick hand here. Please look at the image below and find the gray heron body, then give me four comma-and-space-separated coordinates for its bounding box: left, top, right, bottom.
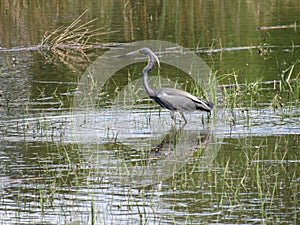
125, 47, 214, 124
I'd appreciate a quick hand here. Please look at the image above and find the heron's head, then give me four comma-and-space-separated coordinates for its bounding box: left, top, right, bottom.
138, 47, 153, 55
125, 47, 160, 68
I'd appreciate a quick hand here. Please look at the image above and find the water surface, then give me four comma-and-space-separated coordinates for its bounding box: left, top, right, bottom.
0, 1, 299, 224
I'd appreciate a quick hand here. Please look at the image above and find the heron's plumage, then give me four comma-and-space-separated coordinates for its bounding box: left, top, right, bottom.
153, 88, 213, 112
125, 47, 214, 124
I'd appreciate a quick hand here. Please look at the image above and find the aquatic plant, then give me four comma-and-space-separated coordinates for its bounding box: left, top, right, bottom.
40, 10, 109, 50
39, 10, 116, 72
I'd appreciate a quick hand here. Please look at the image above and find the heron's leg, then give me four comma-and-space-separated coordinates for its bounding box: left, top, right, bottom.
170, 111, 176, 123
179, 112, 187, 124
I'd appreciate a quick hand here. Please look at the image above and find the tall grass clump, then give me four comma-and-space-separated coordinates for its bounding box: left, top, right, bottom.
40, 10, 108, 51
39, 10, 116, 71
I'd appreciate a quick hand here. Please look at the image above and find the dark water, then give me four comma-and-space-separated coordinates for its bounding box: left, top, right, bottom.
0, 1, 299, 224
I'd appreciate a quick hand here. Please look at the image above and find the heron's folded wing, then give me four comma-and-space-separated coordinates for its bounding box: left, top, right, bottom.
155, 88, 213, 111
155, 91, 198, 110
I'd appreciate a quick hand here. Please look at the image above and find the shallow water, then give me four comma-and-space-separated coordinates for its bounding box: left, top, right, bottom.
0, 1, 300, 224
0, 99, 299, 224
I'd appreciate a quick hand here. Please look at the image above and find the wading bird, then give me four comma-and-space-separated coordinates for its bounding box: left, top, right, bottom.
125, 47, 214, 124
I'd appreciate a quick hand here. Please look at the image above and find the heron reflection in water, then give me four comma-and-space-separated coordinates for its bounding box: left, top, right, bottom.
125, 47, 214, 124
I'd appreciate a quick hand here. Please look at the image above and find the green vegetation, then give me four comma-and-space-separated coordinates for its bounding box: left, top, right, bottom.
217, 61, 299, 111
163, 134, 299, 224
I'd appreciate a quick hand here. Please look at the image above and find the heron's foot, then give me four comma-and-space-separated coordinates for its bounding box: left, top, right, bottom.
170, 111, 176, 121
179, 112, 187, 125
178, 117, 185, 123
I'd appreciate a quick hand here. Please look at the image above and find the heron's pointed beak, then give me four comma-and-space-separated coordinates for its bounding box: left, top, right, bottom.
125, 50, 139, 57
113, 50, 139, 58
121, 49, 161, 68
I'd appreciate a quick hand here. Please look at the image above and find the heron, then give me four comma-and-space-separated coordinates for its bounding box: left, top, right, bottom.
125, 47, 214, 124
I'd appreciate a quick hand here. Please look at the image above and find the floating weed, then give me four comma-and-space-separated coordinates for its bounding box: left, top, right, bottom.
258, 43, 271, 59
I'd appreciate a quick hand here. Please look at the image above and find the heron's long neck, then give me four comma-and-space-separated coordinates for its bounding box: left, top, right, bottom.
142, 60, 155, 97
